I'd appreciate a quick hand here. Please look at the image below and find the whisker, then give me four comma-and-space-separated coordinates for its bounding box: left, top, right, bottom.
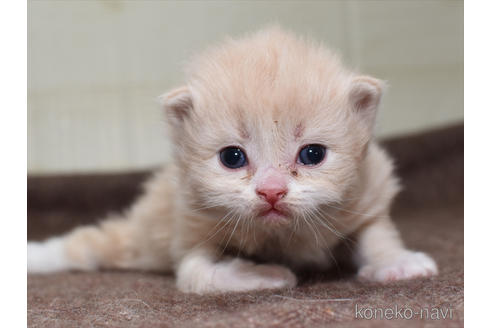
192, 208, 236, 250
218, 212, 238, 247
310, 208, 358, 250
306, 207, 344, 241
221, 212, 242, 256
288, 199, 389, 220
311, 208, 347, 239
286, 217, 298, 246
305, 209, 331, 248
301, 209, 320, 247
237, 214, 249, 256
252, 216, 258, 246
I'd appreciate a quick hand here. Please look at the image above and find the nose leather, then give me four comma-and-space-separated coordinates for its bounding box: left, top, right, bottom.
256, 187, 287, 205
255, 168, 288, 205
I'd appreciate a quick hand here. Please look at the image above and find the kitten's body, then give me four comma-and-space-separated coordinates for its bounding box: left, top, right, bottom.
28, 28, 437, 293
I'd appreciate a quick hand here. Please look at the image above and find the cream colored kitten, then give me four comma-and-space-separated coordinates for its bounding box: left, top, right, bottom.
28, 27, 437, 294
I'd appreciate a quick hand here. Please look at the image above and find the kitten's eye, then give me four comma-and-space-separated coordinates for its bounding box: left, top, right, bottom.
219, 147, 248, 169
298, 144, 326, 166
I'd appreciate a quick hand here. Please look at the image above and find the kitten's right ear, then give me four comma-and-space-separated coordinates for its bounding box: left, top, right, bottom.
159, 86, 193, 127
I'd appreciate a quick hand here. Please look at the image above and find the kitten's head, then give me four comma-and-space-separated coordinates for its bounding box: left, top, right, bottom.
161, 27, 384, 226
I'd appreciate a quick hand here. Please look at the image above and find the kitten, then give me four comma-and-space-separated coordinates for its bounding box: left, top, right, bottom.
28, 27, 437, 294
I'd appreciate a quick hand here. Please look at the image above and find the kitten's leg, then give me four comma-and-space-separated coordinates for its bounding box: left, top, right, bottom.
355, 217, 437, 282
28, 216, 170, 273
175, 248, 297, 294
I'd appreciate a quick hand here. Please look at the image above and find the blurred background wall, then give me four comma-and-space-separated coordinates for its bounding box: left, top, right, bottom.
28, 0, 463, 174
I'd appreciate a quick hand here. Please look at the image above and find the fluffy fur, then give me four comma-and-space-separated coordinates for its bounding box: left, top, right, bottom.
27, 27, 437, 294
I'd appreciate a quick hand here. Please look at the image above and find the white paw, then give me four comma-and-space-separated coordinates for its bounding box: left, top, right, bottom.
177, 258, 297, 294
358, 251, 437, 282
211, 259, 297, 292
27, 237, 71, 273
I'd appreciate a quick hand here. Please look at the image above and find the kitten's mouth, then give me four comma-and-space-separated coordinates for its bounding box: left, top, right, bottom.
259, 207, 289, 223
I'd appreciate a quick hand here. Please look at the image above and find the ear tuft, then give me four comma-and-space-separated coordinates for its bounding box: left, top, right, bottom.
159, 86, 193, 126
349, 76, 384, 128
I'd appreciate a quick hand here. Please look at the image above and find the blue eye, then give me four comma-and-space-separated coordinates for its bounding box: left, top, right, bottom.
298, 144, 326, 166
219, 147, 248, 169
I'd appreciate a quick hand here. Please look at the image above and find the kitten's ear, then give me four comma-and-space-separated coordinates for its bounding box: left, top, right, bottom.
348, 76, 384, 129
159, 86, 193, 127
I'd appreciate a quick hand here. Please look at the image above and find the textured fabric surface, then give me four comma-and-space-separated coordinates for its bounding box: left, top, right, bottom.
27, 124, 463, 327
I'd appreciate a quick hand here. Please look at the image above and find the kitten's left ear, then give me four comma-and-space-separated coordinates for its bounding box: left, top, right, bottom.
159, 86, 193, 127
348, 76, 385, 129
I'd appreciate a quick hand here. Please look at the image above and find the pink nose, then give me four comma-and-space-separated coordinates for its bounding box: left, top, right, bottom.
255, 168, 288, 206
256, 186, 287, 206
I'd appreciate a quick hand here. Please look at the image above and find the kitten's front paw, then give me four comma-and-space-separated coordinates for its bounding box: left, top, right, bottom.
177, 258, 297, 294
246, 262, 298, 290
210, 259, 297, 292
358, 251, 437, 282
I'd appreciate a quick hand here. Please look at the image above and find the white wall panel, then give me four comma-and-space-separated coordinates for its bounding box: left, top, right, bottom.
28, 0, 463, 174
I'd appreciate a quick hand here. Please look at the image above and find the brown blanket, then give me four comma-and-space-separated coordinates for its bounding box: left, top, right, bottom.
27, 123, 463, 327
